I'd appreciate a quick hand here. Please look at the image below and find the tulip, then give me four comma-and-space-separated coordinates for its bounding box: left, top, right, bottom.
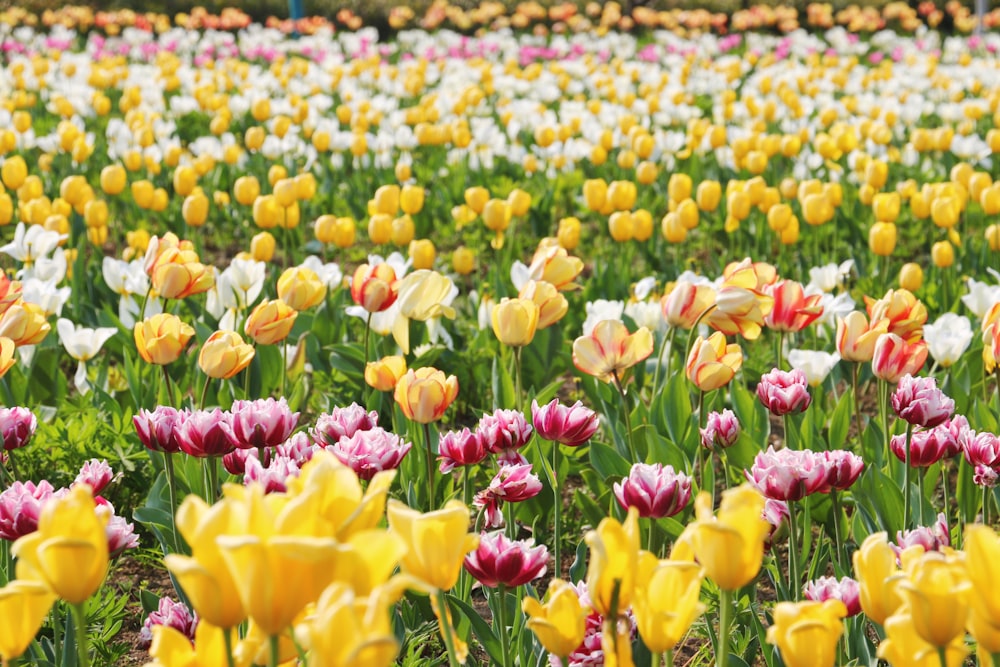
787, 349, 841, 387
524, 241, 584, 292
0, 337, 13, 378
0, 580, 56, 663
365, 355, 407, 391
0, 479, 55, 540
872, 333, 929, 383
820, 450, 865, 491
329, 427, 412, 481
661, 281, 716, 330
227, 397, 299, 449
74, 459, 116, 496
523, 579, 588, 659
895, 513, 951, 554
391, 270, 458, 353
803, 576, 862, 616
683, 484, 769, 591
614, 463, 692, 519
869, 221, 897, 255
477, 409, 533, 454
0, 301, 50, 346
899, 262, 924, 292
764, 280, 824, 333
438, 428, 487, 473
278, 266, 327, 311
585, 506, 640, 616
852, 532, 905, 625
152, 252, 215, 300
485, 462, 543, 504
394, 367, 459, 424
310, 404, 378, 447
557, 217, 580, 250
293, 582, 400, 667
836, 311, 889, 363
174, 409, 234, 458
198, 330, 254, 380
146, 617, 235, 667
766, 600, 847, 667
892, 374, 954, 429
0, 406, 36, 452
757, 368, 812, 416
531, 399, 600, 447
139, 597, 198, 648
965, 525, 1000, 647
464, 531, 548, 588
632, 553, 705, 654
12, 484, 109, 604
686, 331, 743, 392
519, 280, 568, 329
133, 406, 183, 454
700, 409, 740, 449
492, 297, 539, 348
573, 319, 654, 384
387, 499, 479, 591
865, 288, 927, 344
746, 446, 829, 502
923, 313, 972, 368
243, 451, 302, 494
244, 298, 297, 346
134, 313, 195, 365
899, 550, 971, 648
878, 607, 969, 667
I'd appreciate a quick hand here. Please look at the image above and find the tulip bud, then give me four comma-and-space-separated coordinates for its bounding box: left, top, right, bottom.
898, 263, 923, 291
99, 164, 126, 196
250, 231, 275, 263
400, 184, 424, 215
492, 298, 539, 348
278, 266, 327, 311
364, 355, 407, 392
756, 368, 811, 416
869, 222, 897, 256
408, 239, 435, 270
198, 330, 255, 379
233, 176, 260, 206
451, 246, 475, 275
557, 217, 580, 250
133, 313, 195, 365
351, 264, 397, 312
614, 463, 692, 518
182, 192, 209, 227
931, 240, 954, 268
244, 299, 297, 346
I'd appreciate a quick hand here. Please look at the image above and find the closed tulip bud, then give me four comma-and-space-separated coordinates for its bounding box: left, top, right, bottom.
294, 172, 316, 201
932, 197, 960, 228
464, 186, 490, 214
1, 156, 26, 190
492, 297, 539, 347
400, 184, 425, 215
394, 367, 459, 424
583, 179, 607, 211
802, 193, 833, 226
368, 213, 393, 244
507, 188, 531, 217
519, 280, 568, 329
852, 532, 905, 625
873, 192, 901, 222
869, 222, 897, 256
280, 201, 300, 230
373, 184, 400, 215
0, 581, 55, 662
695, 179, 721, 212
244, 126, 265, 151
899, 263, 923, 291
351, 263, 397, 312
12, 484, 108, 604
557, 217, 580, 250
99, 164, 126, 196
766, 600, 847, 667
409, 239, 435, 270
245, 232, 273, 264
686, 332, 743, 392
172, 165, 197, 197
661, 212, 687, 243
233, 176, 260, 206
608, 211, 633, 242
632, 209, 653, 241
198, 330, 255, 379
252, 194, 281, 229
242, 298, 296, 347
133, 313, 194, 365
0, 302, 50, 346
181, 192, 209, 227
614, 463, 692, 518
365, 355, 407, 392
390, 215, 415, 246
608, 180, 637, 211
668, 173, 693, 202
932, 240, 954, 268
387, 499, 479, 590
278, 266, 327, 311
633, 553, 705, 653
523, 579, 588, 659
451, 246, 475, 275
313, 214, 338, 244
482, 198, 512, 232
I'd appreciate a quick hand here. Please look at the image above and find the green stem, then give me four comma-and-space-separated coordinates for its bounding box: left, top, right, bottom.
269, 634, 280, 667
280, 342, 287, 398
650, 325, 675, 404
991, 651, 1000, 667
223, 626, 237, 667
161, 366, 178, 407
552, 441, 561, 580
199, 374, 212, 410
71, 603, 90, 667
716, 588, 733, 667
163, 452, 180, 554
363, 311, 372, 369
984, 483, 991, 527
831, 491, 844, 572
612, 370, 638, 463
513, 346, 523, 412
436, 588, 461, 667
207, 457, 220, 503
851, 362, 864, 446
880, 379, 890, 466
4, 449, 18, 481
937, 646, 948, 667
497, 585, 512, 667
777, 330, 786, 371
423, 422, 436, 510
917, 466, 925, 526
787, 501, 800, 600
665, 648, 673, 666
651, 651, 662, 667
902, 422, 914, 529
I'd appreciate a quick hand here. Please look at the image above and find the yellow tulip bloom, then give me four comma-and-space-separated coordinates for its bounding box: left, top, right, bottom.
765, 600, 847, 667
965, 525, 1000, 638
198, 330, 255, 379
585, 507, 640, 616
685, 331, 743, 392
12, 485, 109, 605
852, 532, 906, 626
684, 485, 769, 592
294, 582, 400, 667
632, 552, 705, 653
492, 297, 539, 347
899, 551, 971, 648
394, 367, 459, 424
572, 320, 654, 384
146, 622, 230, 667
391, 270, 457, 353
386, 499, 478, 591
134, 313, 195, 365
523, 579, 588, 658
878, 606, 969, 667
0, 581, 56, 662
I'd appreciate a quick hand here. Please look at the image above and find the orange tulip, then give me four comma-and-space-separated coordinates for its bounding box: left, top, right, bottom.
836, 312, 889, 363
686, 332, 743, 392
765, 280, 824, 333
872, 333, 928, 383
864, 289, 927, 344
572, 320, 654, 384
394, 367, 459, 424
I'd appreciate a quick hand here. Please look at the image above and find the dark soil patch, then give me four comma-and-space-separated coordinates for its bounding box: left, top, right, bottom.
108, 555, 175, 666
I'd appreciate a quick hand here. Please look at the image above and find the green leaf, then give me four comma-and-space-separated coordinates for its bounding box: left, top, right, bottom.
447, 596, 503, 666
568, 539, 588, 584
853, 466, 903, 535
829, 391, 852, 453
491, 355, 515, 411
660, 372, 693, 449
589, 441, 631, 480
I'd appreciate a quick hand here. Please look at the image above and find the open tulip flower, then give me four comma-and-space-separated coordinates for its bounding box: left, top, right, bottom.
764, 279, 824, 333
573, 319, 654, 384
766, 599, 847, 667
686, 331, 743, 392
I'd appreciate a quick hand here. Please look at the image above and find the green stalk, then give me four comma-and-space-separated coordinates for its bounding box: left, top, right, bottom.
612, 370, 638, 463
423, 422, 436, 510
649, 325, 676, 403
269, 634, 280, 667
716, 589, 733, 667
199, 374, 212, 410
163, 452, 180, 554
880, 379, 891, 466
651, 652, 661, 667
552, 441, 562, 580
513, 346, 523, 412
497, 585, 512, 667
831, 491, 844, 571
223, 627, 237, 667
851, 362, 864, 446
665, 648, 673, 666
362, 311, 372, 368
71, 603, 90, 667
787, 501, 800, 600
436, 588, 461, 667
902, 422, 914, 529
937, 646, 948, 667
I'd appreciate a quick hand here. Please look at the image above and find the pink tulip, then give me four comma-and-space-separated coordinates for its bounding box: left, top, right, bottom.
820, 450, 864, 492
890, 426, 954, 467
488, 462, 543, 502
495, 449, 529, 467
756, 368, 811, 416
473, 490, 505, 529
872, 333, 928, 383
745, 446, 828, 501
762, 498, 789, 550
175, 409, 234, 458
438, 428, 487, 473
227, 397, 299, 449
477, 409, 533, 454
975, 465, 998, 487
940, 415, 969, 458
329, 427, 412, 480
894, 513, 949, 555
0, 407, 36, 451
803, 576, 861, 616
139, 597, 198, 649
463, 530, 549, 587
613, 463, 692, 518
531, 399, 600, 447
244, 451, 301, 493
700, 409, 740, 449
310, 403, 378, 447
891, 374, 954, 428
0, 480, 55, 540
133, 406, 183, 453
74, 459, 118, 495
99, 503, 140, 557
963, 430, 1000, 469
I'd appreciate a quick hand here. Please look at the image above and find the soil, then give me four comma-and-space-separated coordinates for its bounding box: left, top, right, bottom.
108, 556, 175, 666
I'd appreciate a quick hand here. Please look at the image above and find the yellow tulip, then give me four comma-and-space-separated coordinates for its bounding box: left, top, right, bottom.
146, 622, 230, 667
585, 507, 640, 616
852, 532, 905, 625
408, 239, 436, 270
696, 180, 722, 212
451, 246, 475, 275
965, 525, 1000, 630
0, 301, 50, 346
507, 188, 531, 216
278, 266, 327, 311
932, 241, 954, 268
668, 173, 693, 202
583, 179, 608, 211
391, 270, 458, 353
250, 231, 275, 263
386, 499, 478, 591
685, 332, 743, 392
464, 186, 490, 214
869, 222, 897, 256
492, 297, 539, 347
400, 184, 425, 215
519, 280, 568, 329
152, 254, 215, 300
557, 217, 581, 250
12, 485, 109, 604
878, 607, 969, 667
394, 367, 459, 424
899, 551, 970, 648
523, 579, 588, 659
632, 552, 704, 652
873, 192, 901, 223
294, 582, 400, 667
899, 263, 923, 292
198, 330, 255, 380
134, 313, 195, 365
244, 299, 297, 346
0, 581, 56, 662
233, 175, 260, 206
572, 319, 654, 383
683, 485, 768, 591
765, 600, 847, 667
365, 355, 407, 392
1, 155, 26, 190
0, 336, 14, 377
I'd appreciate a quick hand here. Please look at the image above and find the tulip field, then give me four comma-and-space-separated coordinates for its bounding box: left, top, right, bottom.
6, 1, 1000, 665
